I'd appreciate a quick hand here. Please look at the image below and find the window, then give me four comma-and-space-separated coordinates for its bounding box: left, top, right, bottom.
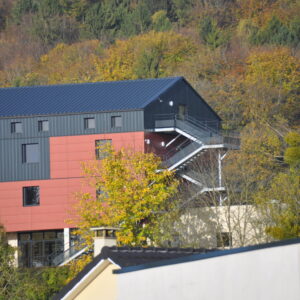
11, 122, 22, 133
18, 230, 63, 267
216, 232, 232, 248
178, 105, 187, 120
95, 139, 112, 159
38, 120, 49, 132
84, 117, 95, 129
22, 143, 40, 163
111, 116, 122, 128
23, 186, 40, 206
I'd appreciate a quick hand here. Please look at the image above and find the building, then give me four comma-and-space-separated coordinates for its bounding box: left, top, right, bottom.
55, 238, 300, 300
0, 77, 238, 267
54, 244, 212, 300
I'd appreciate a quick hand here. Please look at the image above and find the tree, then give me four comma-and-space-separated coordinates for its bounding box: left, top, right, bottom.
11, 0, 38, 24
69, 145, 178, 246
94, 31, 196, 81
30, 0, 79, 46
249, 15, 300, 47
21, 40, 101, 86
255, 131, 300, 240
151, 10, 172, 32
0, 225, 17, 299
199, 16, 229, 49
284, 131, 300, 168
244, 48, 300, 124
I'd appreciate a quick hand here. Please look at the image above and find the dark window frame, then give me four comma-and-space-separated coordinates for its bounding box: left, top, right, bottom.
11, 122, 22, 133
111, 116, 122, 128
23, 186, 40, 207
38, 120, 49, 132
22, 143, 40, 163
84, 117, 95, 129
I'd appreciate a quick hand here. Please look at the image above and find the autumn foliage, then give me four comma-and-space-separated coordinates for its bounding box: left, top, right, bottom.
69, 145, 178, 247
0, 0, 299, 245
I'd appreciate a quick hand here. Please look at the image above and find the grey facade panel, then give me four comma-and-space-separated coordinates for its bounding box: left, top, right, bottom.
0, 137, 50, 182
144, 78, 221, 130
0, 111, 144, 139
0, 111, 144, 182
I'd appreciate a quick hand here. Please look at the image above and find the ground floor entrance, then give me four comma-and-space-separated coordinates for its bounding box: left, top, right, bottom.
18, 230, 64, 267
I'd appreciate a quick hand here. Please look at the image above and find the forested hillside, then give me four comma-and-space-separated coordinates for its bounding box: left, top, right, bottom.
0, 0, 299, 239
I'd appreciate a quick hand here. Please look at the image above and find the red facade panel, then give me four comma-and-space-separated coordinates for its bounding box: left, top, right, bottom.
0, 178, 85, 232
50, 132, 145, 179
0, 131, 145, 232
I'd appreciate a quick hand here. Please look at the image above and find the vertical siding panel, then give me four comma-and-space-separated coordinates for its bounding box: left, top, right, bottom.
0, 110, 144, 182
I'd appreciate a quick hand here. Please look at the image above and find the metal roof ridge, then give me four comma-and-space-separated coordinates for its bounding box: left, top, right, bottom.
0, 76, 183, 90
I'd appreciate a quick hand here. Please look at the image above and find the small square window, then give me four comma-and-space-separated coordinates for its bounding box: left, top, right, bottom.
22, 143, 40, 163
38, 120, 49, 132
217, 232, 232, 248
23, 186, 40, 206
95, 139, 112, 159
11, 122, 22, 133
111, 116, 122, 128
84, 118, 95, 129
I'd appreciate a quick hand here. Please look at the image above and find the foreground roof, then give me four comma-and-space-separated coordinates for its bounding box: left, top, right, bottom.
54, 246, 213, 299
0, 77, 182, 118
114, 238, 300, 274
99, 245, 213, 267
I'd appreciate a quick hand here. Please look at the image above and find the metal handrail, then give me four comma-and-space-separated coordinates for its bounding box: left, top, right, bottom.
46, 240, 87, 266
161, 139, 193, 161
154, 113, 240, 142
177, 114, 220, 134
153, 113, 240, 170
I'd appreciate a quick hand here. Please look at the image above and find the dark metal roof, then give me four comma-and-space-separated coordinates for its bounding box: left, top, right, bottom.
100, 245, 213, 267
0, 77, 182, 118
114, 238, 300, 275
53, 246, 213, 300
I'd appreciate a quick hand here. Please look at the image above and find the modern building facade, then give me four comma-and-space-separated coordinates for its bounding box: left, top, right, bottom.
0, 77, 238, 267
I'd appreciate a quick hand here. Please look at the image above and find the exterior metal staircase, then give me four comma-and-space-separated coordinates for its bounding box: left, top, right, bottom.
154, 114, 239, 193
47, 241, 88, 266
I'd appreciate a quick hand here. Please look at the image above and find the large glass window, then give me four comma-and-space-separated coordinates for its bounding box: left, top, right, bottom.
23, 186, 40, 206
11, 122, 22, 133
111, 116, 122, 128
22, 143, 40, 163
18, 230, 64, 267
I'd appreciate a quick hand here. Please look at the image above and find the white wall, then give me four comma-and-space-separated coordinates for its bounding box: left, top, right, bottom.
7, 232, 18, 266
117, 242, 300, 300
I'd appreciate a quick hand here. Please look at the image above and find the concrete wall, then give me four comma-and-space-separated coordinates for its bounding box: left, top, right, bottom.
7, 232, 18, 265
177, 205, 267, 249
117, 242, 300, 300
